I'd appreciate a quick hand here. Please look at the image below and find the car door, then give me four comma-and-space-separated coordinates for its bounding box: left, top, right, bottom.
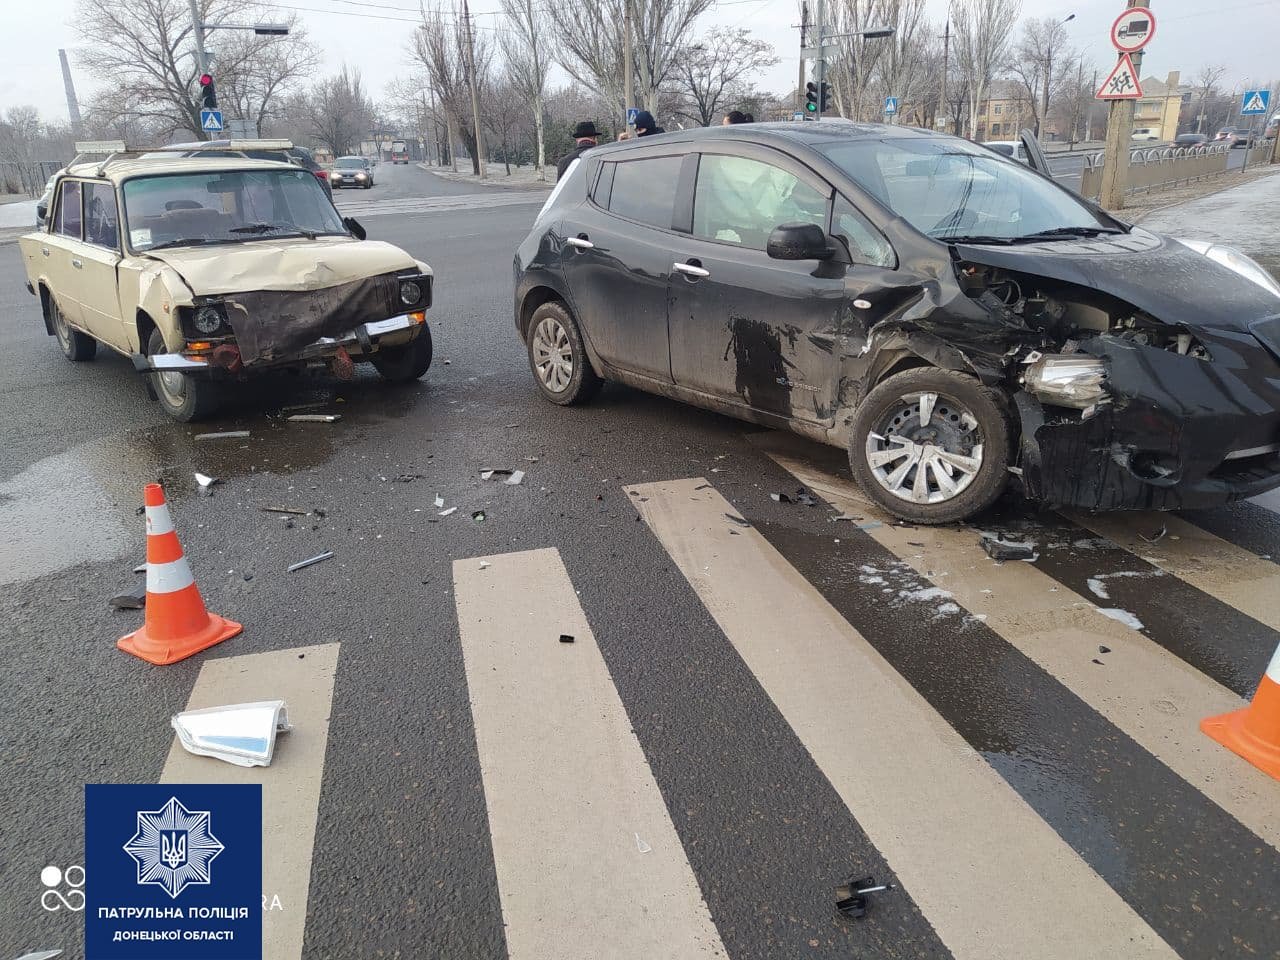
1018, 129, 1052, 177
557, 151, 689, 382
41, 178, 85, 327
74, 180, 128, 349
665, 147, 897, 424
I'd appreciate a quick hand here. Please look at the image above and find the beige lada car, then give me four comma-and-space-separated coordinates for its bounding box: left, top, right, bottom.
19, 153, 434, 420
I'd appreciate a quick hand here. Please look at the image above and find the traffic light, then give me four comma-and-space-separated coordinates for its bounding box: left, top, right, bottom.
819, 82, 833, 112
805, 81, 819, 113
199, 73, 217, 110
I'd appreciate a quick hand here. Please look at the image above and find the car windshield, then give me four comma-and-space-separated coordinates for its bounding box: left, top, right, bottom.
121, 169, 345, 251
336, 158, 365, 169
817, 136, 1115, 242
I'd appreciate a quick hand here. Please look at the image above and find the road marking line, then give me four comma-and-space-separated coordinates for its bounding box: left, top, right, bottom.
1251, 487, 1280, 516
629, 477, 1176, 960
758, 442, 1280, 850
1065, 509, 1280, 632
161, 643, 340, 960
453, 548, 725, 960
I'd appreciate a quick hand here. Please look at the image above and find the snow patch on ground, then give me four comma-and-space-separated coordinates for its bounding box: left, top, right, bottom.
1096, 607, 1145, 631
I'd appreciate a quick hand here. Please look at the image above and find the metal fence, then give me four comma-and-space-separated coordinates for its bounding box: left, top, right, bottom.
0, 160, 64, 197
1242, 136, 1278, 170
1079, 142, 1233, 200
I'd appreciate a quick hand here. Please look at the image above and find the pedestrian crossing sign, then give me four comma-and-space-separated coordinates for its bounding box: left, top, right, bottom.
201, 108, 224, 132
1241, 89, 1270, 116
884, 97, 899, 115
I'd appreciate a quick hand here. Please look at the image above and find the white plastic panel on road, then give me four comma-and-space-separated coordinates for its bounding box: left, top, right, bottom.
453, 548, 726, 960
629, 477, 1176, 960
161, 643, 341, 960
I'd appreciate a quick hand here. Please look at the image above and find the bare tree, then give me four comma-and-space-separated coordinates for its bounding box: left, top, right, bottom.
868, 0, 930, 123
953, 0, 1022, 139
501, 0, 551, 179
828, 0, 892, 121
668, 28, 778, 126
484, 72, 535, 175
409, 4, 494, 175
1190, 65, 1227, 135
308, 67, 374, 156
74, 0, 314, 138
1005, 16, 1073, 137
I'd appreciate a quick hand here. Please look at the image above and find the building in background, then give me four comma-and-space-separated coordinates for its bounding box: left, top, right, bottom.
973, 80, 1060, 141
1133, 71, 1183, 141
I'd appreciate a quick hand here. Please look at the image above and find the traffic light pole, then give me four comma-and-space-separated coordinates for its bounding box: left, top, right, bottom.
812, 0, 825, 121
188, 0, 212, 139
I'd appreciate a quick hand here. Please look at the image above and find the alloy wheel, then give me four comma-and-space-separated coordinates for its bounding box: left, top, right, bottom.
865, 391, 984, 505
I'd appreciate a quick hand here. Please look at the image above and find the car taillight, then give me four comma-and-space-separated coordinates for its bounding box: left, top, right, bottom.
315, 170, 329, 180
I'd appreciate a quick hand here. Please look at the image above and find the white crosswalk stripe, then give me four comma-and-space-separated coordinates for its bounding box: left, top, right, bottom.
332, 191, 548, 219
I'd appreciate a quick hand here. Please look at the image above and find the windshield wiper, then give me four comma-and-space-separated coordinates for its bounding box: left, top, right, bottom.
936, 234, 1020, 245
1014, 226, 1125, 240
145, 237, 221, 251
230, 223, 317, 239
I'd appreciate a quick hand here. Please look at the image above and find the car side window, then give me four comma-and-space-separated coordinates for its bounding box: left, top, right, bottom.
84, 182, 120, 249
56, 181, 82, 240
831, 194, 895, 268
605, 156, 683, 230
692, 154, 827, 250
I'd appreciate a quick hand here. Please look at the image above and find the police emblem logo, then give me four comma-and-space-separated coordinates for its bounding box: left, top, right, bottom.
123, 796, 224, 898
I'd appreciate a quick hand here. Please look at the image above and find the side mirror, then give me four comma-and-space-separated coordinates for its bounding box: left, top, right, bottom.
343, 217, 366, 240
766, 222, 832, 261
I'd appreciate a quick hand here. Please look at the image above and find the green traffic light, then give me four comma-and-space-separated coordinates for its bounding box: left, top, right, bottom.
805, 102, 817, 112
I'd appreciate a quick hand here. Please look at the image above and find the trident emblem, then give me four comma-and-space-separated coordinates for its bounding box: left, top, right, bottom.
161, 831, 187, 869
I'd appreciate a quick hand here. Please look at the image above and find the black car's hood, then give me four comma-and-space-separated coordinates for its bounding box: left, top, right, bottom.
954, 229, 1280, 333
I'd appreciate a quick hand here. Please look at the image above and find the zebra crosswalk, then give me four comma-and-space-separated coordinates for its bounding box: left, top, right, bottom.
151, 434, 1280, 959
331, 191, 548, 219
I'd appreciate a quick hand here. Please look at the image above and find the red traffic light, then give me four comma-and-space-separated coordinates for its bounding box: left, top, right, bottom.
200, 73, 213, 86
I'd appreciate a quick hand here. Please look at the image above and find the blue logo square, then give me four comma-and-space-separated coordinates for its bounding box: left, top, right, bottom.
85, 784, 262, 959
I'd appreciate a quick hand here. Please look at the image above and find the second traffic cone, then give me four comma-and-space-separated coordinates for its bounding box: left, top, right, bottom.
1200, 642, 1280, 781
117, 483, 242, 665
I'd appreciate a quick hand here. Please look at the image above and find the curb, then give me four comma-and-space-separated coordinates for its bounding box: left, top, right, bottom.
415, 162, 552, 192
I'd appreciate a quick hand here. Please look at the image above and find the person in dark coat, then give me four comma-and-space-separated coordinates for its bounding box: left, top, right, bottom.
633, 110, 666, 137
722, 110, 754, 125
557, 121, 600, 180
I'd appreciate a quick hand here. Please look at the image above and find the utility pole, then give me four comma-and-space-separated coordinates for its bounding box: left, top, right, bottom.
813, 0, 826, 121
1099, 0, 1150, 210
624, 0, 634, 131
58, 49, 83, 136
1085, 69, 1097, 140
939, 12, 950, 132
797, 2, 809, 114
461, 0, 486, 178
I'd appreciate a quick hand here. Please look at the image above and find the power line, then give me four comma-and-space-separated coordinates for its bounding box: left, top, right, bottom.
263, 0, 507, 30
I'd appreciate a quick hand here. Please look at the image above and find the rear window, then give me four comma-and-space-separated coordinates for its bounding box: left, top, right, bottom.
605, 156, 683, 230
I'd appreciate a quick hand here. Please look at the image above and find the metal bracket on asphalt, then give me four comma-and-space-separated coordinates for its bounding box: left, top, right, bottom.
835, 875, 894, 919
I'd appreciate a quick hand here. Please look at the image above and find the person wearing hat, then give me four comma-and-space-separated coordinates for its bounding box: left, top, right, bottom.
633, 110, 665, 137
557, 121, 600, 180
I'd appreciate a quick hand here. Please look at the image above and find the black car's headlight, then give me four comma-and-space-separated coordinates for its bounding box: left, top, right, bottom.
1023, 355, 1108, 408
399, 280, 423, 306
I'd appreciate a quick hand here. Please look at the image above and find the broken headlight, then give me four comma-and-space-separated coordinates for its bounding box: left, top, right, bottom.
1175, 238, 1280, 298
399, 280, 423, 306
183, 302, 230, 338
1023, 355, 1107, 409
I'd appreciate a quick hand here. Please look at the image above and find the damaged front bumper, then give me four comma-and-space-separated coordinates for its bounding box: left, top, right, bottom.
130, 313, 426, 377
1015, 336, 1280, 511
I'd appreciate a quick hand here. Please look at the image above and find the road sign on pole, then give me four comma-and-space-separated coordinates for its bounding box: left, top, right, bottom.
883, 97, 898, 115
1110, 8, 1156, 52
1241, 90, 1270, 116
626, 107, 639, 126
200, 109, 224, 132
1095, 53, 1142, 100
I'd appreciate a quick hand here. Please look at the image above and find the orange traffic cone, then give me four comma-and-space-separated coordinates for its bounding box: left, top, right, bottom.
117, 483, 242, 665
1201, 644, 1280, 780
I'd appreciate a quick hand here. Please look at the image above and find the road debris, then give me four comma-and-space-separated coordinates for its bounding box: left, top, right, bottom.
558, 634, 575, 644
634, 834, 652, 854
481, 469, 514, 480
287, 551, 333, 573
505, 470, 525, 485
724, 513, 751, 527
435, 495, 445, 508
171, 700, 291, 768
472, 510, 486, 522
1139, 524, 1168, 544
439, 506, 458, 516
15, 951, 63, 960
109, 587, 147, 611
479, 560, 491, 570
286, 414, 341, 423
194, 472, 219, 495
525, 456, 540, 463
980, 535, 1038, 562
1099, 645, 1112, 654
1097, 607, 1145, 631
194, 430, 250, 441
261, 506, 308, 516
835, 875, 895, 920
771, 488, 818, 506
133, 563, 147, 574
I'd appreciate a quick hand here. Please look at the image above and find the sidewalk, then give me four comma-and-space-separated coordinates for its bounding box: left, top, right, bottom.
1136, 166, 1280, 275
418, 162, 553, 190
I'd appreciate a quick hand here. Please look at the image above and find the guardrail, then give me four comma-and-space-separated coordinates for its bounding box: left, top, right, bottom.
1079, 142, 1232, 200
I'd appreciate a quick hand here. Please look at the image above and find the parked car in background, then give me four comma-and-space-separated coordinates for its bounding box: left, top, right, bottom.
390, 140, 409, 164
19, 155, 434, 421
515, 123, 1280, 523
331, 156, 374, 189
980, 140, 1030, 164
1131, 128, 1161, 141
1174, 133, 1209, 150
35, 172, 58, 226
141, 139, 334, 200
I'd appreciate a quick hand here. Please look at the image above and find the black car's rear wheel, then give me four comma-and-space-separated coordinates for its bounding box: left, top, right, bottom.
371, 327, 433, 382
849, 367, 1010, 525
51, 297, 97, 361
527, 301, 601, 406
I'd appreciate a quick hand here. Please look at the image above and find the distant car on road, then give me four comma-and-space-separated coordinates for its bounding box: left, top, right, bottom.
19, 155, 434, 420
515, 123, 1280, 523
980, 140, 1030, 164
1174, 133, 1210, 151
1215, 127, 1255, 148
141, 139, 334, 200
1131, 128, 1161, 141
331, 156, 374, 189
390, 140, 409, 164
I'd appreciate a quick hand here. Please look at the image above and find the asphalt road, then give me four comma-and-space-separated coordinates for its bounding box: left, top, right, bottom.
2, 161, 1279, 960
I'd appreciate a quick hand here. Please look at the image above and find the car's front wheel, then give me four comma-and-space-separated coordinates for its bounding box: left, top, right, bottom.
147, 328, 223, 422
50, 297, 97, 361
848, 367, 1011, 525
370, 327, 433, 382
526, 301, 601, 406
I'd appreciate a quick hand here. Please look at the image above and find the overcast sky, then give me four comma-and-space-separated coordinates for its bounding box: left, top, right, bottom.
2, 0, 1276, 124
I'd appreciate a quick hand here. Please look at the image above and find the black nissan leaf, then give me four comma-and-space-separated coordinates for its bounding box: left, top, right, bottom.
513, 122, 1280, 524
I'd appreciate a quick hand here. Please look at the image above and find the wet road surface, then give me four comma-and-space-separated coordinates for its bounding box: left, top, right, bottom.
2, 161, 1279, 960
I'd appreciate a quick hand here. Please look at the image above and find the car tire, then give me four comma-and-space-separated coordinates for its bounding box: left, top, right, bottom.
370, 326, 433, 382
848, 367, 1011, 525
50, 297, 97, 361
147, 328, 223, 422
526, 301, 602, 406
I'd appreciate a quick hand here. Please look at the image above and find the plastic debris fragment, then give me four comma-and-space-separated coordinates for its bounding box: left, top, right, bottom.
287, 551, 333, 573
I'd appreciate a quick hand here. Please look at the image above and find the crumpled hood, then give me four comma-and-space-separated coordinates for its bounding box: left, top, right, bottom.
954, 229, 1280, 333
145, 237, 425, 296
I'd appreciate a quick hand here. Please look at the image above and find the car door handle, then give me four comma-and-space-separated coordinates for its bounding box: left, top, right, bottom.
673, 261, 710, 278
41, 247, 50, 256
71, 258, 83, 269
566, 236, 594, 249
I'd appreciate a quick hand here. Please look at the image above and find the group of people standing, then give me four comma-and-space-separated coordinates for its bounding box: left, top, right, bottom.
554, 107, 756, 179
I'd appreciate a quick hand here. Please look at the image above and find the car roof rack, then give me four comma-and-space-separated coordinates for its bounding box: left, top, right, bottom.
155, 139, 296, 152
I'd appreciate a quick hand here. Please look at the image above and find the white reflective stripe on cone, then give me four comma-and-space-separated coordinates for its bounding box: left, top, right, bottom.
145, 502, 175, 536
148, 555, 195, 594
1267, 643, 1280, 685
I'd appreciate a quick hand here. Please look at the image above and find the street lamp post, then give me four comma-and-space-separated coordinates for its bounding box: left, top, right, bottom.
1041, 13, 1076, 139
187, 0, 291, 138
803, 0, 894, 123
